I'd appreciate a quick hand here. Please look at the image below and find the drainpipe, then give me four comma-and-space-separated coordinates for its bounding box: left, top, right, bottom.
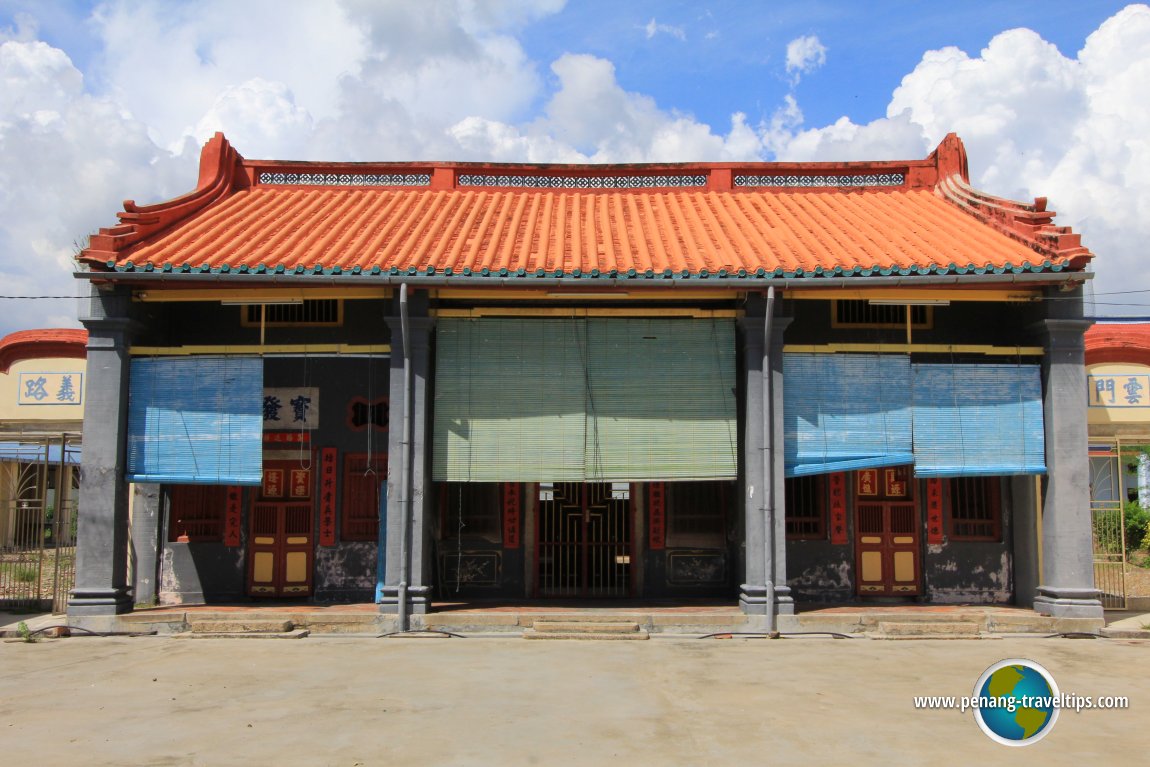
397, 284, 412, 632
763, 286, 776, 635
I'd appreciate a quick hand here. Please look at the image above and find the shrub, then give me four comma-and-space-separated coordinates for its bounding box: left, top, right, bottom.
1125, 502, 1150, 554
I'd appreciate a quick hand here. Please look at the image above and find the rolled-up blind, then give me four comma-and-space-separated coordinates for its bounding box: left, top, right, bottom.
783, 353, 914, 477
126, 356, 263, 485
911, 363, 1046, 477
432, 318, 737, 482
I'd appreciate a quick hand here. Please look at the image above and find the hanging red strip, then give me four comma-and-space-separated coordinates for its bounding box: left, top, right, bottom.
926, 478, 944, 544
829, 472, 848, 545
223, 486, 242, 547
502, 483, 521, 549
319, 447, 338, 546
648, 482, 666, 550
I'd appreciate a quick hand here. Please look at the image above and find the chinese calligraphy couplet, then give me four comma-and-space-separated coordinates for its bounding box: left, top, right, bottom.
224, 487, 242, 547
648, 482, 666, 550
926, 478, 944, 544
319, 447, 338, 547
829, 472, 847, 545
502, 483, 521, 548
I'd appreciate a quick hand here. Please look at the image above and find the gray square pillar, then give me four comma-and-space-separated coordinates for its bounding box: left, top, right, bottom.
739, 297, 793, 617
1032, 315, 1104, 620
68, 287, 137, 617
380, 291, 434, 616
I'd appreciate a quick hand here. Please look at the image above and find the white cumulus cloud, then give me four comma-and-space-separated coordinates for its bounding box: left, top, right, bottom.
785, 35, 827, 83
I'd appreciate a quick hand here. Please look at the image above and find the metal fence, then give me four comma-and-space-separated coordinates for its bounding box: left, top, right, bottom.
1088, 437, 1139, 610
0, 434, 80, 613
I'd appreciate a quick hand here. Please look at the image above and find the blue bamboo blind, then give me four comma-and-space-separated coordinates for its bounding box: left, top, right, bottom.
783, 353, 914, 477
911, 363, 1046, 477
126, 356, 263, 485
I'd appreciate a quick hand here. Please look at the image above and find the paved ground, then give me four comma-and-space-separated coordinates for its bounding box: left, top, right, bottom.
0, 633, 1145, 766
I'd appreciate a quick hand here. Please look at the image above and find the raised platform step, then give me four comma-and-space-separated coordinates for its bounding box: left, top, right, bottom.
870, 621, 982, 640
523, 629, 650, 640
172, 629, 310, 639
189, 619, 294, 634
532, 621, 642, 634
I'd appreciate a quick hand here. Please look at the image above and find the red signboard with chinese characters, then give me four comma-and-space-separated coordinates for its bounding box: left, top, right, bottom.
319, 447, 338, 547
885, 468, 907, 498
648, 482, 666, 550
502, 483, 521, 548
224, 486, 242, 547
857, 469, 877, 497
829, 472, 848, 545
264, 431, 310, 445
926, 478, 944, 544
263, 469, 284, 498
290, 469, 311, 499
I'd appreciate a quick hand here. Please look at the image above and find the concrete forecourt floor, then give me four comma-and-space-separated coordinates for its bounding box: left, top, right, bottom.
1, 634, 1146, 766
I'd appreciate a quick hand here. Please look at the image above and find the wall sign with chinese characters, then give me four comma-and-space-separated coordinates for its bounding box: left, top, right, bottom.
857, 469, 878, 497
1088, 374, 1150, 408
648, 482, 666, 550
263, 387, 319, 429
926, 478, 944, 544
829, 472, 847, 545
17, 372, 83, 405
319, 447, 338, 546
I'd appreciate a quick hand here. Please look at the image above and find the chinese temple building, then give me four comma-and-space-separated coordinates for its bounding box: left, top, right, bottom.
67, 132, 1103, 628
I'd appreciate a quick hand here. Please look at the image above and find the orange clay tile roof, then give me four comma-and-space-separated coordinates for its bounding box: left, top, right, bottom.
77, 133, 1092, 281
1086, 324, 1150, 367
0, 329, 88, 373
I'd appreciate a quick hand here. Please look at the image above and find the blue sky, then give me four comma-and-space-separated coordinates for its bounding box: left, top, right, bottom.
0, 1, 1147, 334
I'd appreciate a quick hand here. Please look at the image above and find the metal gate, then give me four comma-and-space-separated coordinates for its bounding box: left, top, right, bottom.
0, 434, 80, 613
1089, 440, 1129, 610
537, 482, 631, 598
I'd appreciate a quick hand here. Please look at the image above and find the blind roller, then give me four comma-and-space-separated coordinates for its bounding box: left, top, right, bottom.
783, 353, 914, 477
911, 363, 1046, 477
432, 318, 737, 482
126, 356, 263, 485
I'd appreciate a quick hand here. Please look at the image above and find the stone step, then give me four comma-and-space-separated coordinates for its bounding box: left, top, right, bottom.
871, 621, 982, 639
188, 619, 294, 634
532, 620, 641, 634
523, 629, 649, 640
172, 629, 310, 639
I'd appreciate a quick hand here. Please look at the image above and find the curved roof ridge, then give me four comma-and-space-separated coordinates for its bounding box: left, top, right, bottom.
82, 133, 245, 265
0, 328, 88, 373
935, 172, 1092, 269
1086, 323, 1150, 366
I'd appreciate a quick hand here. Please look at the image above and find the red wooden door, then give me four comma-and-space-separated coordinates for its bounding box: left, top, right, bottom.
248, 460, 314, 597
853, 467, 921, 596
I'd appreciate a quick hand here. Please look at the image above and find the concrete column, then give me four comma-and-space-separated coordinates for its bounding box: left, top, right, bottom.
1032, 316, 1103, 620
769, 315, 794, 615
738, 302, 767, 615
129, 483, 162, 605
68, 287, 137, 617
380, 292, 434, 615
